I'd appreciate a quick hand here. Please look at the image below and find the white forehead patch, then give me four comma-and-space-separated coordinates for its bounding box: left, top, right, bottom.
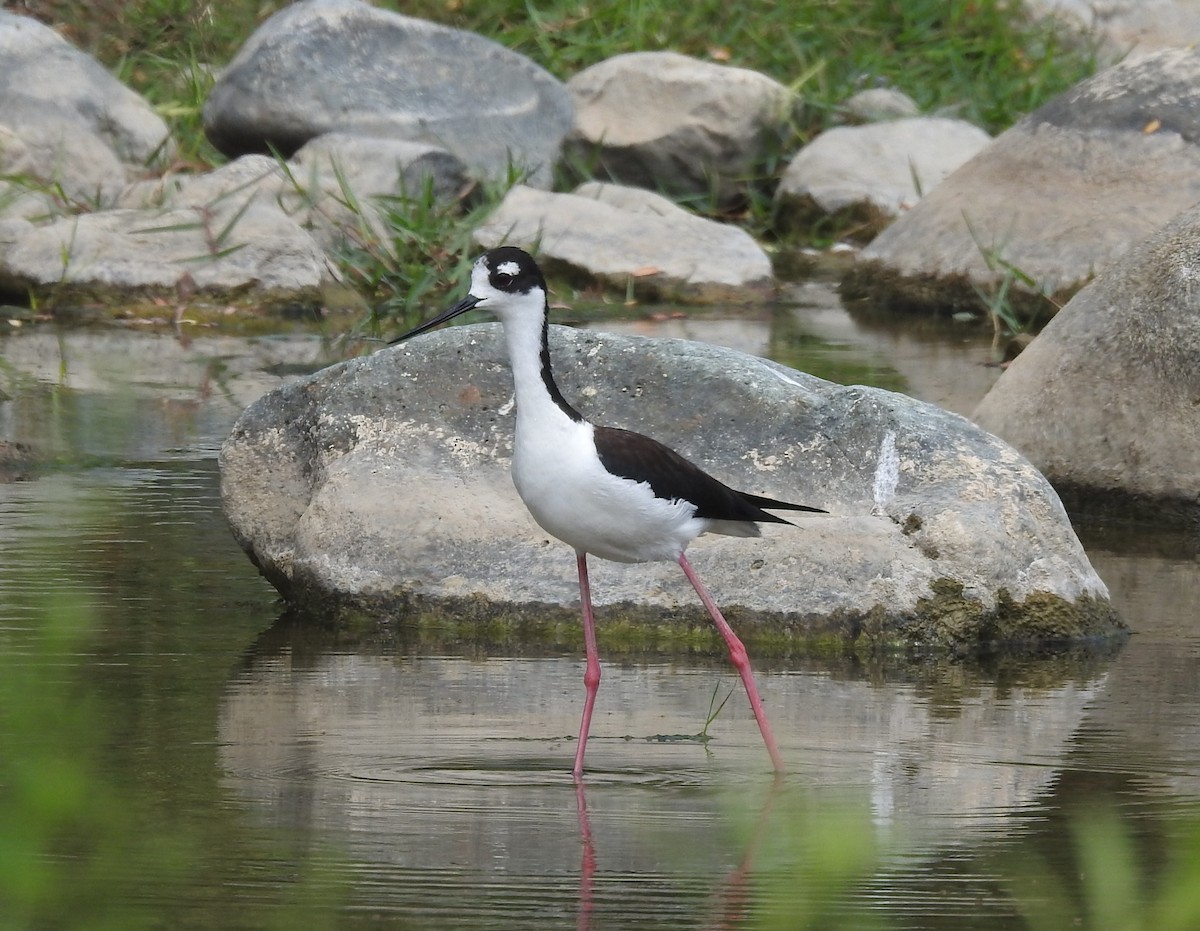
496, 260, 521, 277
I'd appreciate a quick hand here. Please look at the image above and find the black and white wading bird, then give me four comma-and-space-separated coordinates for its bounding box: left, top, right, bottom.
390, 247, 825, 778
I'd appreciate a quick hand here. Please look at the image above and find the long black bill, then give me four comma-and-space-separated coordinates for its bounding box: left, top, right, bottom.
389, 294, 483, 345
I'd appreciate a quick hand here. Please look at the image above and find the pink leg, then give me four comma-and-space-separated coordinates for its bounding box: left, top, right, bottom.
573, 550, 602, 780
677, 552, 785, 773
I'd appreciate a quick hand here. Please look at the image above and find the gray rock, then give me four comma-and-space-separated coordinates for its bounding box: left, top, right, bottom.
290, 134, 468, 204
118, 155, 286, 211
0, 199, 333, 302
973, 201, 1200, 526
220, 325, 1122, 651
843, 48, 1200, 314
775, 118, 991, 240
202, 0, 572, 188
0, 182, 58, 224
0, 12, 175, 204
841, 87, 921, 123
562, 51, 796, 207
472, 182, 774, 303
0, 97, 128, 209
1027, 0, 1200, 55
121, 141, 469, 255
287, 134, 470, 250
0, 217, 34, 255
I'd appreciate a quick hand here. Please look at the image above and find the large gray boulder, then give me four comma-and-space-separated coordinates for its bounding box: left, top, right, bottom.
973, 202, 1200, 527
203, 0, 573, 188
473, 182, 774, 303
220, 325, 1122, 652
0, 11, 175, 205
843, 48, 1200, 314
562, 51, 795, 208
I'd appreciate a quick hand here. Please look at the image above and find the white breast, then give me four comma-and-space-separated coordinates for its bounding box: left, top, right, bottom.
510, 418, 705, 564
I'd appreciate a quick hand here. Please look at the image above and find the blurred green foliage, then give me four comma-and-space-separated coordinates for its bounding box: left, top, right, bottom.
0, 483, 348, 930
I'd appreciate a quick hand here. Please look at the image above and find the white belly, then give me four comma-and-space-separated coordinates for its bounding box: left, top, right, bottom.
511, 420, 703, 564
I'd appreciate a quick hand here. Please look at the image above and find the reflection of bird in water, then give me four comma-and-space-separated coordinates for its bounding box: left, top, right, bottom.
572, 775, 785, 930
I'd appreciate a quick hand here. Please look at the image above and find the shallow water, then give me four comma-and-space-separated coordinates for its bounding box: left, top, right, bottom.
1, 301, 1197, 929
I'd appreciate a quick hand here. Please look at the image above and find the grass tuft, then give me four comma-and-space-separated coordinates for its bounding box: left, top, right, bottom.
331, 165, 523, 336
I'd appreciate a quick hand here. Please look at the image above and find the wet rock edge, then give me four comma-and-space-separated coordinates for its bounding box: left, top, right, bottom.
273, 572, 1128, 659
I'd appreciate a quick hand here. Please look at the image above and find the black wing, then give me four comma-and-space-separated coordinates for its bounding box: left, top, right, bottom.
592, 426, 825, 524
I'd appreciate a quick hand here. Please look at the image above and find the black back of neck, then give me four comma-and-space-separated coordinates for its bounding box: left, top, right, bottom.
539, 310, 584, 423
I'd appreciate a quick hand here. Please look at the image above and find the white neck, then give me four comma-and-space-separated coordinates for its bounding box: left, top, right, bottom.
501, 311, 581, 430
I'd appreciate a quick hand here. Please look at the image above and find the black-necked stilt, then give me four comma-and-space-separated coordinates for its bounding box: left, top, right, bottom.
390, 247, 824, 777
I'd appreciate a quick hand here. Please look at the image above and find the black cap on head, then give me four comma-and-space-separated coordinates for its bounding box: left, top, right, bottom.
483, 246, 546, 296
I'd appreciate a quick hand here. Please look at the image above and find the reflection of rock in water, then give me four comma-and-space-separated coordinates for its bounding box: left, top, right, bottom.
853, 674, 1106, 837
218, 644, 1109, 866
0, 440, 35, 482
780, 285, 1003, 418
1080, 535, 1200, 802
0, 330, 338, 413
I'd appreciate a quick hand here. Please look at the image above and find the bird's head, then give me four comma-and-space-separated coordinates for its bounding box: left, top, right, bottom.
390, 246, 548, 344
